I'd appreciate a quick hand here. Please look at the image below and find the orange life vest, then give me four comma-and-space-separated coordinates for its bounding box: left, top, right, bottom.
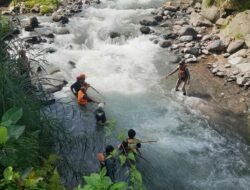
178, 64, 187, 80
97, 153, 106, 166
77, 90, 88, 106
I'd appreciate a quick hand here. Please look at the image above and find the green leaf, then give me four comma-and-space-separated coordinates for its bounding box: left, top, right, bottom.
84, 173, 100, 187
3, 166, 13, 181
100, 167, 107, 178
8, 125, 25, 140
110, 182, 128, 190
128, 153, 136, 161
0, 126, 8, 144
117, 131, 126, 141
1, 107, 23, 125
119, 155, 127, 166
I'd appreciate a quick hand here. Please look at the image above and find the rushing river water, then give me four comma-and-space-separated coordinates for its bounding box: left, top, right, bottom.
24, 0, 250, 189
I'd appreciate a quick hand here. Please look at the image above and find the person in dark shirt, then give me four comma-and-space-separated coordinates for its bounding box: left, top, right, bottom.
95, 103, 107, 125
97, 145, 116, 182
70, 73, 90, 96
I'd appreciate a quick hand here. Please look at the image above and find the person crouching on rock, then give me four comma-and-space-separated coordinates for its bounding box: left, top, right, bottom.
95, 103, 107, 126
97, 145, 116, 182
119, 129, 141, 155
71, 73, 90, 96
165, 60, 190, 95
77, 86, 98, 106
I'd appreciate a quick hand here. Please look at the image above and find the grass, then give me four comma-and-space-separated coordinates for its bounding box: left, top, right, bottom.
0, 15, 11, 39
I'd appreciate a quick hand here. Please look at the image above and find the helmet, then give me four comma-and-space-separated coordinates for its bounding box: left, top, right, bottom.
77, 73, 86, 81
98, 103, 105, 109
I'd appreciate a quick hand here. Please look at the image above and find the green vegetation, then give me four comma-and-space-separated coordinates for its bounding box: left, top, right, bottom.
202, 0, 250, 11
0, 15, 11, 39
24, 0, 59, 14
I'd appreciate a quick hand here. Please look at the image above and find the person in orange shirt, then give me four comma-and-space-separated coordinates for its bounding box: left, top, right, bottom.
77, 86, 98, 106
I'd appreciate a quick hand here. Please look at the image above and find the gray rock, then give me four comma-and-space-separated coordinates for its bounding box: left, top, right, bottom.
216, 71, 225, 77
25, 36, 42, 44
140, 19, 158, 26
61, 16, 69, 24
227, 40, 245, 54
179, 26, 197, 38
224, 64, 231, 68
163, 5, 178, 12
184, 54, 193, 59
228, 57, 244, 65
68, 60, 76, 68
184, 47, 200, 56
228, 49, 248, 59
42, 73, 68, 93
140, 26, 151, 34
212, 67, 219, 74
207, 40, 225, 53
175, 20, 188, 26
236, 76, 248, 86
162, 32, 177, 40
160, 21, 171, 27
186, 7, 195, 14
180, 35, 193, 42
190, 12, 213, 27
45, 47, 57, 53
185, 57, 197, 63
52, 12, 62, 22
201, 5, 220, 22
159, 40, 172, 48
194, 2, 202, 9
163, 10, 170, 16
223, 53, 230, 58
202, 49, 209, 55
216, 18, 227, 26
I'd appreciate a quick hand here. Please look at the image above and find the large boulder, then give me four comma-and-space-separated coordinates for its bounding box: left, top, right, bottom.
190, 12, 213, 27
201, 5, 220, 23
179, 26, 197, 38
52, 12, 62, 22
207, 40, 225, 53
220, 10, 250, 46
227, 40, 245, 54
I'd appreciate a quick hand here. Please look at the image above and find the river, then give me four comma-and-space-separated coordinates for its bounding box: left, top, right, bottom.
27, 0, 250, 189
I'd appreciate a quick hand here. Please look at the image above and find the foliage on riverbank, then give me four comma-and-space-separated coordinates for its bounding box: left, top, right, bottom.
25, 0, 59, 14
0, 15, 11, 39
202, 0, 250, 11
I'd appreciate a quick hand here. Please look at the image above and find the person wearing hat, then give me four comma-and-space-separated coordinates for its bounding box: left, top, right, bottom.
77, 86, 98, 106
71, 73, 90, 96
165, 60, 190, 95
95, 103, 107, 125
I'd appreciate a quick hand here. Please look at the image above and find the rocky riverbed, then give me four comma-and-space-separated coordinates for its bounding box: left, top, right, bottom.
137, 1, 250, 123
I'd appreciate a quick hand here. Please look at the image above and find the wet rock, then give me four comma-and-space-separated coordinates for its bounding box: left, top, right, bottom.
25, 25, 34, 32
223, 53, 230, 58
154, 15, 163, 22
179, 26, 197, 38
235, 63, 250, 73
227, 40, 245, 54
30, 17, 39, 28
159, 40, 172, 48
163, 2, 178, 12
216, 71, 225, 77
186, 7, 194, 14
185, 56, 197, 63
228, 49, 248, 59
42, 72, 68, 93
179, 35, 193, 42
140, 19, 158, 26
160, 21, 171, 27
194, 2, 202, 10
175, 20, 188, 26
52, 12, 62, 22
169, 55, 181, 63
140, 26, 151, 34
25, 36, 42, 44
236, 76, 248, 86
61, 16, 69, 24
207, 40, 225, 53
212, 67, 219, 74
31, 4, 40, 13
53, 27, 70, 35
34, 28, 54, 38
110, 32, 121, 39
224, 64, 231, 68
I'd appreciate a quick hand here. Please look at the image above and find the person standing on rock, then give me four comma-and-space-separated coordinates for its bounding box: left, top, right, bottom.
70, 73, 90, 96
165, 60, 190, 95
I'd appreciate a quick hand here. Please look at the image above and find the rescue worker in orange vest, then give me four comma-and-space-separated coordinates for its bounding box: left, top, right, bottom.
165, 60, 190, 95
77, 86, 98, 106
119, 129, 141, 155
71, 73, 90, 96
97, 145, 116, 182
